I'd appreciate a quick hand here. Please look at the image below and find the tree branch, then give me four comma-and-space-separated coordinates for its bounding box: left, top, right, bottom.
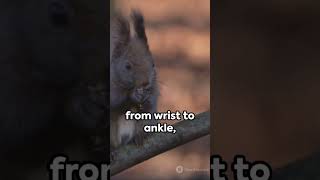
110, 111, 210, 176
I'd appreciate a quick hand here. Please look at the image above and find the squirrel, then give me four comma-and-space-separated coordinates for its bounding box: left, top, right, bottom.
110, 10, 159, 151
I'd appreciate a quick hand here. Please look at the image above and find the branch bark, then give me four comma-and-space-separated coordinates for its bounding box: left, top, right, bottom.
110, 111, 210, 176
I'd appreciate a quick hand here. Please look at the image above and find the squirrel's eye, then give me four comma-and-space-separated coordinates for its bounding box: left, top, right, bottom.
48, 1, 71, 28
125, 63, 131, 70
152, 63, 155, 68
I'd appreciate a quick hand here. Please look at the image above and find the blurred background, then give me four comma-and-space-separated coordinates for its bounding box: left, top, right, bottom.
111, 0, 210, 179
214, 0, 320, 178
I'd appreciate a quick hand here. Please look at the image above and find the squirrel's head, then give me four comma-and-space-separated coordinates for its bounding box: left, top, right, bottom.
110, 10, 156, 104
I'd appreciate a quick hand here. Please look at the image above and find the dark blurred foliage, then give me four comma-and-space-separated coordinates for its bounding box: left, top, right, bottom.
214, 0, 320, 176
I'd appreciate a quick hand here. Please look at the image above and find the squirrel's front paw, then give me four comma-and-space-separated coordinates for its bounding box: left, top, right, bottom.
130, 88, 150, 104
133, 132, 147, 146
110, 150, 117, 163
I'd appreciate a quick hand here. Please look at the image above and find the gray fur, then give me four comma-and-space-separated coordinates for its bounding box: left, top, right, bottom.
110, 10, 159, 150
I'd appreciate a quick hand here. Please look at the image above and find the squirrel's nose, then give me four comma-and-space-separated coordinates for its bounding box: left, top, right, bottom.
141, 81, 149, 88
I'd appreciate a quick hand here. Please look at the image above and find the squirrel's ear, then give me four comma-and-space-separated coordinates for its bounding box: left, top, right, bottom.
111, 13, 130, 58
131, 10, 149, 48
